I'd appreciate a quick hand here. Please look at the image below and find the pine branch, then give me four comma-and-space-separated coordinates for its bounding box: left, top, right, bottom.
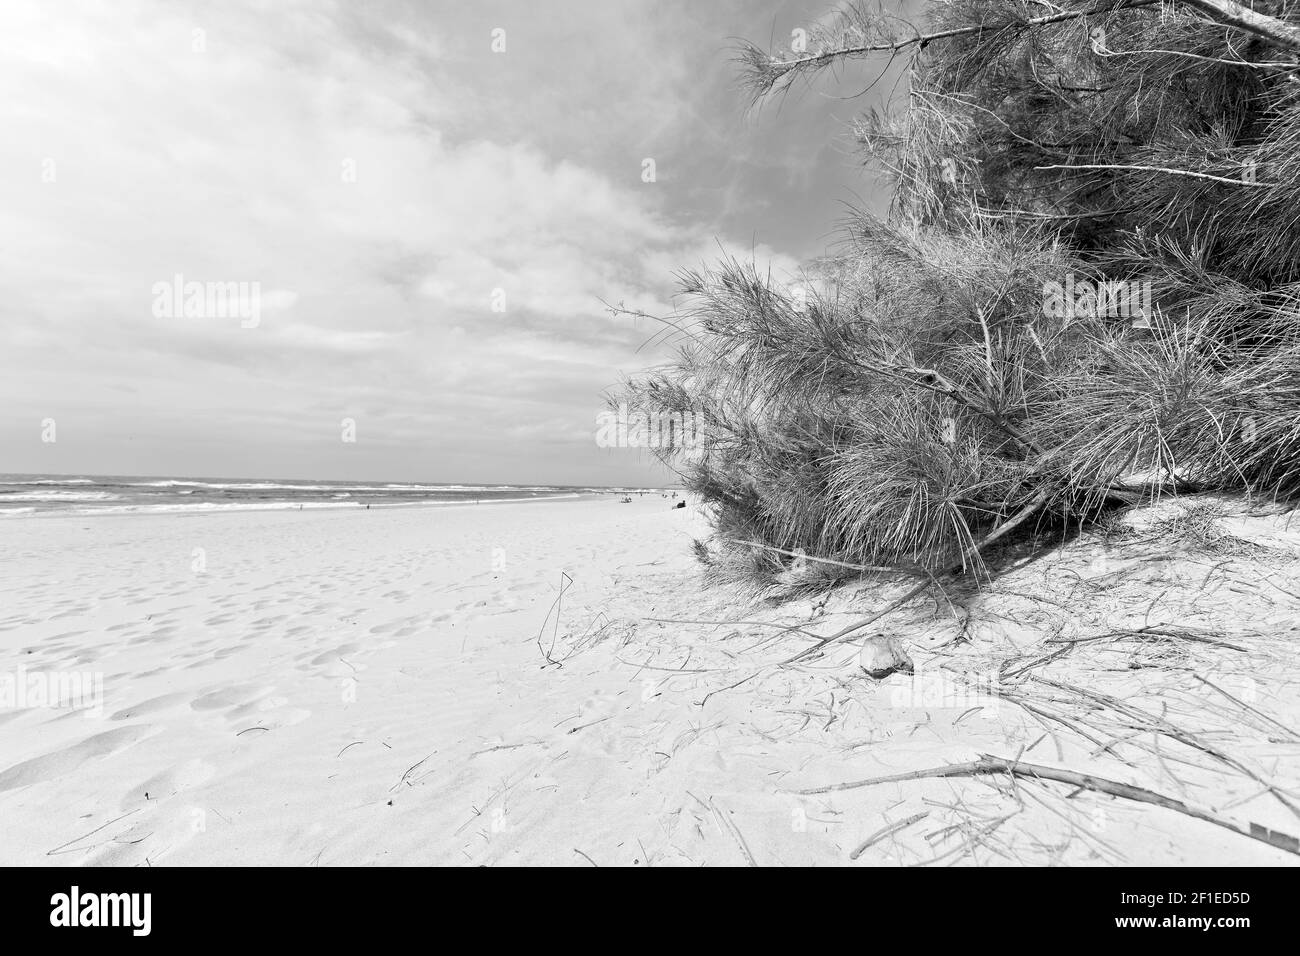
1035, 162, 1275, 187
744, 0, 1163, 96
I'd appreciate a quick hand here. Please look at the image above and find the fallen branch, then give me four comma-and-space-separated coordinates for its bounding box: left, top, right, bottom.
1047, 624, 1249, 653
781, 486, 1054, 665
727, 539, 910, 575
790, 754, 1300, 857
710, 797, 759, 866
849, 810, 930, 861
1031, 675, 1300, 821
1180, 0, 1300, 52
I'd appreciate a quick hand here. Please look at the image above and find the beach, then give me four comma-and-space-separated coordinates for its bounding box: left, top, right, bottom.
2, 495, 1298, 866
0, 496, 712, 865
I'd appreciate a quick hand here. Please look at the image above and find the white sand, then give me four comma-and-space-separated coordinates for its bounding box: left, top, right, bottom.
2, 494, 1298, 866
0, 496, 717, 865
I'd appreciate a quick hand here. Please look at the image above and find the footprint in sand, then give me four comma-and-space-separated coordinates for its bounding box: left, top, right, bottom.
301, 642, 361, 667
189, 684, 275, 712
317, 659, 365, 680
124, 758, 215, 806
110, 692, 189, 721
127, 630, 176, 646
0, 725, 153, 792
50, 605, 93, 619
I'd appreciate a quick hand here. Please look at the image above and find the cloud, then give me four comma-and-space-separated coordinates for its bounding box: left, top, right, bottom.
0, 0, 865, 484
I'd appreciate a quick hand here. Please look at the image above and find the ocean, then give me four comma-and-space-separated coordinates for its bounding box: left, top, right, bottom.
0, 474, 659, 516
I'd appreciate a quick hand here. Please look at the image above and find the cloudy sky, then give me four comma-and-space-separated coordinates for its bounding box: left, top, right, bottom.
1, 0, 894, 485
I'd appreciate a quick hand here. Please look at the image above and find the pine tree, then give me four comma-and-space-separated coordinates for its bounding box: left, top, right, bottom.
617, 0, 1300, 583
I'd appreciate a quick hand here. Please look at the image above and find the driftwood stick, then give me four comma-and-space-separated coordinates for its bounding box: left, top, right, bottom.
778, 577, 934, 666
727, 539, 911, 575
1047, 625, 1248, 653
849, 810, 930, 861
790, 754, 1300, 857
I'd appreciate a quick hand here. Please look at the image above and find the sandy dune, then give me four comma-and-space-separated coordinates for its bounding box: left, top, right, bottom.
2, 494, 1298, 866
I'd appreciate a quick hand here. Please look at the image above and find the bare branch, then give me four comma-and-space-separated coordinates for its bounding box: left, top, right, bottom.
1180, 0, 1300, 52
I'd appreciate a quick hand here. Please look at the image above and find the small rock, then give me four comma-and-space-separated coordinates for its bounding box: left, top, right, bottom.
860, 636, 914, 679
